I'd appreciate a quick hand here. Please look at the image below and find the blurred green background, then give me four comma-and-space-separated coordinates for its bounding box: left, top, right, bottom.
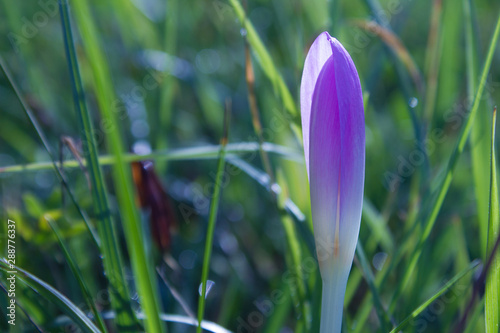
0, 0, 500, 332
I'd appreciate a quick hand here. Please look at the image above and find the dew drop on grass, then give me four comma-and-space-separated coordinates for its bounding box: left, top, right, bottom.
198, 280, 215, 298
409, 97, 418, 108
240, 28, 247, 37
270, 183, 281, 195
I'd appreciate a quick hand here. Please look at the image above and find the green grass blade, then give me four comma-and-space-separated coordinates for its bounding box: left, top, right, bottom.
389, 11, 500, 311
0, 142, 303, 174
485, 107, 499, 332
68, 0, 165, 331
464, 0, 493, 259
227, 0, 299, 129
60, 312, 232, 333
0, 282, 44, 332
355, 242, 390, 331
45, 215, 108, 333
389, 260, 480, 333
464, 0, 491, 258
59, 2, 140, 330
196, 104, 230, 333
262, 288, 292, 333
0, 260, 101, 333
276, 169, 310, 330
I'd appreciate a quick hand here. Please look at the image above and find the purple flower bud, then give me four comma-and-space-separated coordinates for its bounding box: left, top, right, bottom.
300, 31, 365, 333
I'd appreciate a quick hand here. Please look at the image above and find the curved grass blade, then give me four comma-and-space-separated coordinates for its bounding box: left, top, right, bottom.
196, 101, 230, 333
68, 0, 166, 331
59, 2, 139, 330
389, 260, 480, 333
0, 56, 99, 248
388, 11, 500, 312
352, 20, 424, 94
485, 107, 499, 332
45, 215, 108, 332
0, 260, 101, 333
59, 311, 233, 333
0, 142, 303, 174
0, 282, 43, 332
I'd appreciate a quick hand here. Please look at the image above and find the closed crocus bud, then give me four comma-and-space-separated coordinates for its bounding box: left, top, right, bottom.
300, 31, 365, 333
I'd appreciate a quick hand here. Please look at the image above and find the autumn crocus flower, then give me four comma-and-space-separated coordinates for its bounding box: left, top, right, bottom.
300, 32, 365, 333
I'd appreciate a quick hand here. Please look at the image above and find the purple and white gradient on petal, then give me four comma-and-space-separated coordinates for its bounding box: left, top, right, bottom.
300, 31, 365, 333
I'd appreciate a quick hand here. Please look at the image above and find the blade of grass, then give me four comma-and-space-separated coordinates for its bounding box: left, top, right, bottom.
0, 282, 43, 332
485, 107, 499, 332
62, 312, 233, 333
68, 0, 165, 331
276, 169, 310, 330
0, 260, 101, 333
456, 195, 500, 331
262, 287, 292, 333
45, 215, 108, 333
352, 20, 424, 94
389, 259, 481, 333
0, 142, 303, 174
227, 0, 300, 135
388, 11, 500, 312
245, 38, 276, 191
59, 2, 140, 330
156, 266, 196, 319
196, 101, 230, 333
464, 0, 492, 259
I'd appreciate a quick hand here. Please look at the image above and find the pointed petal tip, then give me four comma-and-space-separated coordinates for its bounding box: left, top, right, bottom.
300, 31, 336, 176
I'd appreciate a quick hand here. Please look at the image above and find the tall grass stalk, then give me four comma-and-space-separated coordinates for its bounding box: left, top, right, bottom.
59, 1, 140, 330
196, 102, 231, 333
67, 0, 166, 331
485, 107, 500, 332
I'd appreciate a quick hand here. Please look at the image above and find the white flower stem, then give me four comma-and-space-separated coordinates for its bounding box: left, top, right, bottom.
320, 273, 348, 333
